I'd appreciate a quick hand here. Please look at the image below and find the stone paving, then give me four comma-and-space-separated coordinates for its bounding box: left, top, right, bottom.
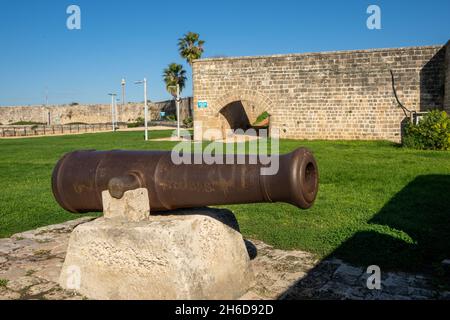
0, 217, 449, 300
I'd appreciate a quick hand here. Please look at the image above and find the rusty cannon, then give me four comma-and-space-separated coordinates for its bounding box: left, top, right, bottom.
51, 148, 319, 213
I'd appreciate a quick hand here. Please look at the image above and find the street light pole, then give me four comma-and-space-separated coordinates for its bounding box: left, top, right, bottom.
135, 78, 149, 141
168, 83, 182, 139
176, 83, 180, 138
121, 78, 126, 106
144, 78, 148, 141
108, 93, 117, 132
116, 98, 120, 129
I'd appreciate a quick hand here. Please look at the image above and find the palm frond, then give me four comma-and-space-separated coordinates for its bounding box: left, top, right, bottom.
162, 63, 187, 97
178, 32, 205, 65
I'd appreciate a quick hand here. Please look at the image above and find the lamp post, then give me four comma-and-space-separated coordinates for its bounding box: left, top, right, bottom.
176, 83, 181, 138
121, 78, 126, 106
116, 98, 120, 128
168, 83, 181, 138
108, 93, 117, 132
135, 78, 149, 141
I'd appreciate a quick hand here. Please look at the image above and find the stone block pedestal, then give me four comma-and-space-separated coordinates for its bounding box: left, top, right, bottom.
59, 204, 254, 300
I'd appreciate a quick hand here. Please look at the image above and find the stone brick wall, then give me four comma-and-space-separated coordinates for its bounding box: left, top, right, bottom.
0, 98, 192, 125
444, 41, 450, 113
193, 44, 448, 142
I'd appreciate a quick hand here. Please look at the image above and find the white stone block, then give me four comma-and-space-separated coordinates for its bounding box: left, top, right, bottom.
102, 188, 150, 222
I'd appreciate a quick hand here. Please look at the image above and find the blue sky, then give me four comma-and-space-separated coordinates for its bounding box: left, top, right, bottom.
0, 0, 449, 106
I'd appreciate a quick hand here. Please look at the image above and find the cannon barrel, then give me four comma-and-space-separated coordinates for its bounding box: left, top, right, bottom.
51, 148, 318, 212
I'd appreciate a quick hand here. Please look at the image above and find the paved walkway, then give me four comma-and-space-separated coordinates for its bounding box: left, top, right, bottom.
0, 218, 448, 300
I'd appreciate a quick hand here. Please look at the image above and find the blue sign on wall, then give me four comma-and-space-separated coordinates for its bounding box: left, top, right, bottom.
197, 101, 208, 109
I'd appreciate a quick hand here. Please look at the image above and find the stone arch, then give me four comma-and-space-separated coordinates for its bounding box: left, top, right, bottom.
214, 89, 274, 133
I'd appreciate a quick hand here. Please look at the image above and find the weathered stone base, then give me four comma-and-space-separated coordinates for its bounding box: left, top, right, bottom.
59, 209, 254, 300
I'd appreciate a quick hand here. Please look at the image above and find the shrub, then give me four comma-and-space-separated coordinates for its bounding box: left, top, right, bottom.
403, 110, 450, 150
67, 122, 88, 125
127, 117, 145, 128
10, 121, 45, 126
253, 111, 270, 125
166, 114, 176, 121
0, 279, 8, 287
183, 117, 193, 128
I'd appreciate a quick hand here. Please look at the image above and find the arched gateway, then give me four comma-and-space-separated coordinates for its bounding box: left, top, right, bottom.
194, 89, 274, 140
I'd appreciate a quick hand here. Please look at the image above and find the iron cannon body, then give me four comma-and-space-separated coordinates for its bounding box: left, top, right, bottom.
51, 148, 318, 212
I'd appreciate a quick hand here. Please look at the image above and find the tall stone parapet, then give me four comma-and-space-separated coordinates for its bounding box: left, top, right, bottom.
444, 40, 450, 114
0, 98, 193, 125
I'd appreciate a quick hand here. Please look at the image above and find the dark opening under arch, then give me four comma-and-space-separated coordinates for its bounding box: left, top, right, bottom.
219, 101, 252, 131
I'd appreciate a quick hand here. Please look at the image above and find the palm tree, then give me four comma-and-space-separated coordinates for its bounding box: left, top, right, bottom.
163, 63, 187, 97
178, 32, 205, 66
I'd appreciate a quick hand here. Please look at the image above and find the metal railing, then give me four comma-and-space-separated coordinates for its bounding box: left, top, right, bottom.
1, 123, 126, 138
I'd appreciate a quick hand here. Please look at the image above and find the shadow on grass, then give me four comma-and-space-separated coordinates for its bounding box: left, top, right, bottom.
338, 174, 450, 271
279, 174, 450, 299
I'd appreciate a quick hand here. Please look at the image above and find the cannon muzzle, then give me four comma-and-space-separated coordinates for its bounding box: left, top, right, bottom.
51, 148, 318, 212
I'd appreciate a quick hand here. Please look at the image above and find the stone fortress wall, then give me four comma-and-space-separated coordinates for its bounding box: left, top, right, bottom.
0, 98, 193, 125
2, 42, 449, 143
193, 42, 450, 142
445, 43, 450, 112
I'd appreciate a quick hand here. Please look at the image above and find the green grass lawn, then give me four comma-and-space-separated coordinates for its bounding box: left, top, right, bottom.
1, 130, 449, 274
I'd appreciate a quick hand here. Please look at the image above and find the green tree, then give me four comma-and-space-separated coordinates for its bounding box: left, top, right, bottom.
178, 32, 205, 66
163, 63, 187, 97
